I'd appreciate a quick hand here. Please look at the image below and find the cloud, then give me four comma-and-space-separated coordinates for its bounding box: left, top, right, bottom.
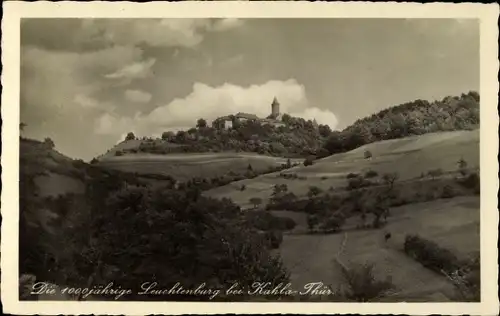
73, 94, 100, 109
94, 79, 338, 141
291, 107, 339, 128
221, 54, 244, 67
211, 18, 245, 32
125, 89, 152, 103
104, 58, 156, 82
21, 45, 145, 113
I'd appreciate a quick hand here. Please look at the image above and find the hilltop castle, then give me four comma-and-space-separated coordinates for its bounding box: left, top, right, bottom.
214, 97, 286, 129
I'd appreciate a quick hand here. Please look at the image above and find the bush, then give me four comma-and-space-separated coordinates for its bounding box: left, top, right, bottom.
115, 150, 123, 156
404, 234, 460, 274
346, 173, 359, 179
441, 185, 457, 199
307, 215, 319, 232
339, 263, 395, 302
265, 230, 284, 249
319, 214, 345, 233
303, 157, 314, 166
246, 211, 296, 232
427, 168, 443, 180
364, 170, 378, 178
347, 177, 373, 190
364, 150, 373, 159
458, 172, 480, 194
240, 184, 246, 191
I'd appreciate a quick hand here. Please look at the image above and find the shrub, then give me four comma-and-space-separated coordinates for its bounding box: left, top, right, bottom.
364, 150, 373, 159
427, 168, 443, 180
307, 215, 319, 232
364, 170, 378, 178
404, 234, 460, 274
346, 173, 359, 179
458, 172, 480, 194
265, 230, 284, 249
246, 211, 296, 231
448, 254, 480, 301
307, 186, 323, 198
441, 185, 456, 199
382, 172, 399, 189
115, 150, 123, 156
339, 263, 395, 302
240, 184, 246, 191
319, 214, 346, 233
303, 157, 314, 166
90, 158, 98, 164
125, 132, 136, 141
347, 177, 373, 190
249, 197, 263, 209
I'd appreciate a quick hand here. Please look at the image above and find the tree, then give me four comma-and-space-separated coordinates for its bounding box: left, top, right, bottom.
307, 186, 323, 199
125, 132, 136, 141
196, 118, 207, 129
281, 113, 292, 125
318, 124, 332, 138
427, 168, 443, 180
307, 215, 319, 233
303, 157, 314, 166
162, 131, 174, 141
382, 172, 399, 189
364, 150, 373, 159
247, 164, 253, 172
176, 130, 188, 142
272, 184, 288, 197
286, 158, 292, 168
457, 157, 468, 176
319, 213, 346, 233
249, 197, 263, 209
43, 137, 55, 149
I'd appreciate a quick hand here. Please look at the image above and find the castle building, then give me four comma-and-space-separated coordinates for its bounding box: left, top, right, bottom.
212, 97, 286, 129
271, 97, 280, 119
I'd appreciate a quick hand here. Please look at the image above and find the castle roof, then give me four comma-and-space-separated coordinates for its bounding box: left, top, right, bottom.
235, 112, 259, 120
272, 97, 280, 105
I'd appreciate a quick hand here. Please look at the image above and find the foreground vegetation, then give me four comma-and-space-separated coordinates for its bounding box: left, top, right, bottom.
20, 139, 291, 301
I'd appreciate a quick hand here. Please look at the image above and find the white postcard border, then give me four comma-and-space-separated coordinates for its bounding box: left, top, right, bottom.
1, 1, 499, 315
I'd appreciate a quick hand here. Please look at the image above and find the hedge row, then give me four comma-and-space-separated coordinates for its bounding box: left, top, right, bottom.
404, 234, 460, 274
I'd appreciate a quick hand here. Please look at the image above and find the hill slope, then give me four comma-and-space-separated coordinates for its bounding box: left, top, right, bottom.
205, 129, 479, 208
204, 129, 480, 301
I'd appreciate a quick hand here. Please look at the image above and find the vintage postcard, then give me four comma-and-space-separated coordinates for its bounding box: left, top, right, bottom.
1, 1, 499, 315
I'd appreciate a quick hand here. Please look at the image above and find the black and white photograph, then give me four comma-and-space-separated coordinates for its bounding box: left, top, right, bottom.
1, 1, 498, 315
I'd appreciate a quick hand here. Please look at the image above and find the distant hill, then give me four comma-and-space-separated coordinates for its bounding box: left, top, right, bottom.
96, 114, 332, 161
324, 91, 479, 155
97, 91, 479, 165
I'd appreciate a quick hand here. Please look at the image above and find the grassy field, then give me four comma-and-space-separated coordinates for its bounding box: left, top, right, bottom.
270, 196, 479, 301
96, 152, 303, 181
205, 129, 480, 301
205, 129, 479, 209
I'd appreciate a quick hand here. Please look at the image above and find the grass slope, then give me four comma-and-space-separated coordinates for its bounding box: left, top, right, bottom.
96, 151, 302, 181
206, 130, 479, 208
205, 129, 480, 301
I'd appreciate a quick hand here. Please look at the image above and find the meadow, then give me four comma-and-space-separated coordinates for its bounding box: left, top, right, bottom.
205, 129, 480, 301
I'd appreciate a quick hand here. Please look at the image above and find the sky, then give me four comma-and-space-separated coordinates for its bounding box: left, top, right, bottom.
20, 18, 479, 161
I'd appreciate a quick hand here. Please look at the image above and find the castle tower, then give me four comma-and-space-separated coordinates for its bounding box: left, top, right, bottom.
271, 97, 280, 118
